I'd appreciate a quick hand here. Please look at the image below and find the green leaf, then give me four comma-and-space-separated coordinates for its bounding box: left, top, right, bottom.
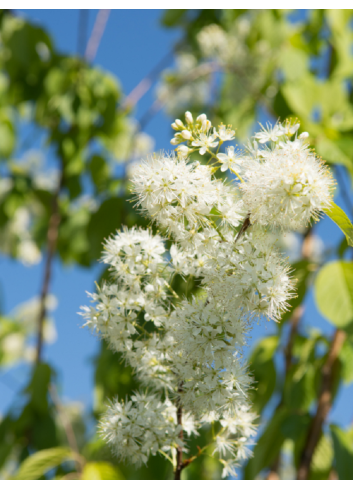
315, 260, 353, 328
310, 434, 334, 480
81, 462, 125, 480
161, 9, 187, 27
87, 197, 124, 260
330, 424, 353, 480
14, 447, 76, 480
316, 139, 353, 176
88, 155, 110, 193
325, 202, 353, 247
249, 336, 278, 414
244, 408, 289, 479
279, 260, 311, 327
284, 364, 316, 411
339, 338, 353, 384
25, 363, 52, 414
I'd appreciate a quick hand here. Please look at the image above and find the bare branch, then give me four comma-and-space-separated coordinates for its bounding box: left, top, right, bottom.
85, 9, 110, 63
123, 48, 175, 109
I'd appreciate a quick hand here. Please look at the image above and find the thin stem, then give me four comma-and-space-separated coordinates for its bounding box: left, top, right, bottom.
208, 217, 226, 242
229, 167, 244, 183
174, 382, 184, 480
297, 329, 346, 480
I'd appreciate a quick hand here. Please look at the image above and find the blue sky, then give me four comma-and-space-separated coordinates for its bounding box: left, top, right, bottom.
1, 9, 352, 435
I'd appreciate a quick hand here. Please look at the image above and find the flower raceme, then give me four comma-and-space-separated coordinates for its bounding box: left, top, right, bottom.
81, 112, 334, 478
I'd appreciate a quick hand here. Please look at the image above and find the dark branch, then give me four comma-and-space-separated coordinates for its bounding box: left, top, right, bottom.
36, 171, 63, 364
297, 329, 346, 480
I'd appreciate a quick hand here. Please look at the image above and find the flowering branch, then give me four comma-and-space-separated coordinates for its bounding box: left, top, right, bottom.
81, 111, 335, 478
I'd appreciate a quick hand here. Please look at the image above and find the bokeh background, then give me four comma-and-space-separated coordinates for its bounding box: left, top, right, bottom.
1, 9, 353, 480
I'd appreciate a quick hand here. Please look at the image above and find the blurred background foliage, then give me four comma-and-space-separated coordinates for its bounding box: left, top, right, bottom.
1, 8, 353, 480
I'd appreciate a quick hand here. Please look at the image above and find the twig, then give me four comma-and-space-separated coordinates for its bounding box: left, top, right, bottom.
85, 9, 110, 63
136, 61, 218, 131
123, 48, 175, 108
174, 382, 184, 480
297, 329, 346, 480
234, 214, 251, 245
36, 171, 64, 363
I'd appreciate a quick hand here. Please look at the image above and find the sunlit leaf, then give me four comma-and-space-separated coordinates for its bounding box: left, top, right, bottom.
81, 462, 124, 480
315, 260, 353, 328
325, 202, 353, 247
14, 447, 76, 480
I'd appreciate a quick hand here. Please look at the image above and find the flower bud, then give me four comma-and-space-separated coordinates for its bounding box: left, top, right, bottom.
299, 132, 309, 139
172, 119, 184, 131
175, 119, 184, 128
181, 130, 192, 140
196, 113, 207, 123
177, 145, 191, 156
185, 111, 193, 125
170, 133, 183, 145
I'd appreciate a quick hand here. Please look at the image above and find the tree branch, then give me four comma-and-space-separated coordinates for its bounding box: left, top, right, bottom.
297, 329, 346, 480
36, 170, 63, 364
85, 9, 110, 63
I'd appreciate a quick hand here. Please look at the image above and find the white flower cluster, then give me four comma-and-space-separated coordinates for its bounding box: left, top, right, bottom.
81, 112, 334, 478
100, 393, 184, 467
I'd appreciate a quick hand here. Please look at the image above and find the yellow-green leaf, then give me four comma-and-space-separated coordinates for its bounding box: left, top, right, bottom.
315, 261, 353, 328
81, 462, 124, 480
325, 202, 353, 247
14, 447, 76, 480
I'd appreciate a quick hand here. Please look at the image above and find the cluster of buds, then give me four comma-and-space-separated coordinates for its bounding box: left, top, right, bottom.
171, 111, 213, 156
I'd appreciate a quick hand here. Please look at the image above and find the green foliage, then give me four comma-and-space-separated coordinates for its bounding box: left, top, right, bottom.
315, 261, 353, 328
331, 424, 353, 480
249, 336, 278, 414
310, 434, 334, 480
244, 408, 289, 479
